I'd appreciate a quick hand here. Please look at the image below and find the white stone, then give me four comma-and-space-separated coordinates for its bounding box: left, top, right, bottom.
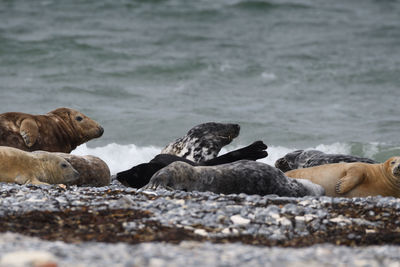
230, 215, 250, 225
0, 251, 57, 266
194, 229, 208, 236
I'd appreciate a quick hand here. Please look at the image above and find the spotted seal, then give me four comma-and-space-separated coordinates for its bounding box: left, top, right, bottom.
0, 107, 104, 153
275, 149, 376, 172
143, 160, 325, 197
0, 146, 79, 185
285, 157, 400, 197
117, 141, 268, 188
161, 122, 240, 163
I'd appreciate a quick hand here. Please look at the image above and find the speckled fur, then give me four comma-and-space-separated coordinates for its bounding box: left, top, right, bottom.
275, 150, 376, 172
144, 160, 325, 197
161, 122, 240, 163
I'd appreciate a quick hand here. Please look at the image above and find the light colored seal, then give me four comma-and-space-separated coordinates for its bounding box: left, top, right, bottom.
0, 107, 104, 153
285, 157, 400, 197
275, 149, 376, 172
0, 146, 79, 185
161, 122, 240, 163
143, 160, 325, 197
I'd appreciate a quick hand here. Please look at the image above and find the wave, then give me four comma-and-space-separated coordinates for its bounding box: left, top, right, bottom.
70, 142, 389, 175
230, 1, 311, 11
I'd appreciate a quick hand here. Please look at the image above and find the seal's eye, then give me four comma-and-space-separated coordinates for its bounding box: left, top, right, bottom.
76, 116, 83, 122
61, 163, 68, 168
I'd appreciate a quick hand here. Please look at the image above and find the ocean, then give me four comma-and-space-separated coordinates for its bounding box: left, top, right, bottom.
1, 0, 399, 174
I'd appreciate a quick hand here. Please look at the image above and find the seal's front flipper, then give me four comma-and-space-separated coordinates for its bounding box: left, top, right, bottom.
29, 179, 50, 186
20, 119, 39, 147
14, 175, 30, 185
335, 169, 364, 194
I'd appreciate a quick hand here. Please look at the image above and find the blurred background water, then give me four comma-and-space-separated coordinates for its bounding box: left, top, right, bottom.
1, 0, 399, 173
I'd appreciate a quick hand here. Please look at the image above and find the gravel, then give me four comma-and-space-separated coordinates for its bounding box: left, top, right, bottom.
0, 178, 399, 266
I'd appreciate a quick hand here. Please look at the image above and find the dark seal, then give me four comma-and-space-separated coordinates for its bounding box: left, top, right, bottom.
143, 160, 325, 197
117, 141, 268, 188
275, 150, 377, 172
161, 122, 240, 163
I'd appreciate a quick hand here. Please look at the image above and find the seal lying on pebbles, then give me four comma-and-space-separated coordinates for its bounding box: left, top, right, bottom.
285, 157, 400, 197
143, 160, 325, 197
117, 141, 268, 188
34, 152, 111, 187
0, 107, 104, 153
161, 122, 240, 163
0, 146, 79, 185
275, 150, 376, 172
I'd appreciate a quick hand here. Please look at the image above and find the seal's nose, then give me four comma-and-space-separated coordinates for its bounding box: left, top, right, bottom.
98, 126, 104, 136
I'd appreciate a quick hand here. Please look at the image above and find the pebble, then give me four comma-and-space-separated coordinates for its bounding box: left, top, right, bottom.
230, 215, 250, 225
0, 181, 399, 266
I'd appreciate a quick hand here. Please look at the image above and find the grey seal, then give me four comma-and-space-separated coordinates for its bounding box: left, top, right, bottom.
117, 141, 268, 188
275, 150, 376, 172
161, 122, 240, 163
143, 160, 325, 197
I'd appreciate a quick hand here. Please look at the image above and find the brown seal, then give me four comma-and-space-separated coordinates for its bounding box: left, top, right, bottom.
0, 146, 79, 185
0, 107, 104, 153
54, 153, 110, 187
285, 157, 400, 197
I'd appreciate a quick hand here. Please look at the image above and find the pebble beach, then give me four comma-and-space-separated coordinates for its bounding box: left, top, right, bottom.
1, 178, 400, 266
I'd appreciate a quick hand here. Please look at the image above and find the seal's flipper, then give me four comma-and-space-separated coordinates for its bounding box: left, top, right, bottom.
335, 170, 364, 194
14, 175, 30, 185
203, 140, 268, 166
30, 179, 50, 186
20, 119, 39, 147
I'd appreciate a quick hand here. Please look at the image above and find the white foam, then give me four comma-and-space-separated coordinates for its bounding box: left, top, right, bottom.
71, 143, 161, 175
71, 142, 356, 175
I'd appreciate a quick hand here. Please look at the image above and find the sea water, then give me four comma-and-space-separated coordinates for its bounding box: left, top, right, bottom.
1, 0, 399, 174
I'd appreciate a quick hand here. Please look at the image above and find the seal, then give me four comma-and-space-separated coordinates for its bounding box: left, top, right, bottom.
0, 146, 79, 185
0, 107, 104, 153
143, 160, 325, 197
35, 152, 111, 187
275, 149, 376, 172
117, 141, 268, 188
285, 157, 400, 197
161, 122, 240, 163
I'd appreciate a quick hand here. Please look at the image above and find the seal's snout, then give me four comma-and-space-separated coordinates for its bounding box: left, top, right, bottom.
70, 169, 80, 182
393, 164, 400, 176
98, 126, 104, 136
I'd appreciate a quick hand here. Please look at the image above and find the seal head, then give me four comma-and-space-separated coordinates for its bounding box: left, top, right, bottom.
161, 122, 240, 163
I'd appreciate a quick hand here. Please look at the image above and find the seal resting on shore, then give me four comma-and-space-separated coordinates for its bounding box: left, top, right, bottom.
35, 152, 111, 187
285, 157, 400, 197
117, 141, 268, 188
161, 122, 240, 163
275, 149, 376, 172
0, 146, 79, 185
143, 160, 325, 197
0, 107, 104, 153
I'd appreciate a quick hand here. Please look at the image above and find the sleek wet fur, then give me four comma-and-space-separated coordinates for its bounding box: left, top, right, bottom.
0, 107, 104, 153
275, 149, 376, 172
144, 160, 325, 197
117, 141, 268, 188
161, 122, 240, 163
